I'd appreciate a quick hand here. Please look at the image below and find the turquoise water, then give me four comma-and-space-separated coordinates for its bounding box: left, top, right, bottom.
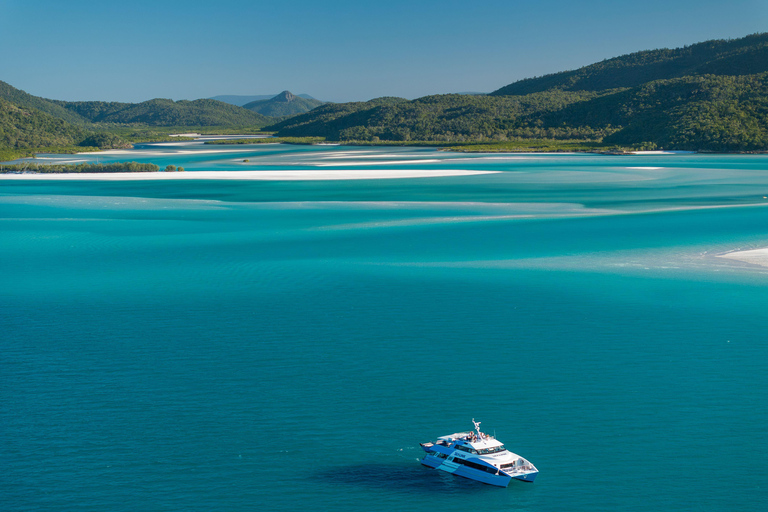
2, 145, 768, 511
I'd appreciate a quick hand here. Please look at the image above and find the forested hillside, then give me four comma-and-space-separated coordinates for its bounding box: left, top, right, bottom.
0, 82, 272, 160
543, 73, 768, 151
0, 81, 88, 125
0, 98, 85, 149
267, 91, 604, 140
56, 98, 271, 127
49, 100, 132, 122
1, 80, 271, 128
491, 33, 768, 96
268, 33, 768, 151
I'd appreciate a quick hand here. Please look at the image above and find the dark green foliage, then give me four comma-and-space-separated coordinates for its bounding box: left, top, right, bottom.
0, 81, 274, 160
243, 91, 324, 117
54, 98, 269, 126
491, 33, 768, 95
269, 92, 603, 142
445, 139, 619, 153
509, 73, 768, 151
0, 80, 89, 124
1, 161, 159, 173
0, 98, 87, 149
0, 81, 269, 127
53, 100, 132, 122
75, 98, 271, 127
0, 148, 29, 161
0, 146, 103, 162
79, 132, 131, 149
1, 79, 272, 159
266, 97, 409, 136
205, 136, 325, 145
602, 74, 768, 151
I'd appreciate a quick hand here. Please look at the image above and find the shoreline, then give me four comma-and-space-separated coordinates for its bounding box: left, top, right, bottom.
716, 248, 768, 268
4, 143, 767, 165
0, 169, 498, 181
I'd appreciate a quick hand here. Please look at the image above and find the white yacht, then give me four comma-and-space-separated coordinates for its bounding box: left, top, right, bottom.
420, 419, 538, 486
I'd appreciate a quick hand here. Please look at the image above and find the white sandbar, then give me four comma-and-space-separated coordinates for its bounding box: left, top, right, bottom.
0, 169, 498, 181
629, 150, 696, 155
717, 248, 768, 268
313, 159, 442, 166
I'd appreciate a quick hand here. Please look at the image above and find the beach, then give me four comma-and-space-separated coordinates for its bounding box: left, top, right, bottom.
0, 169, 497, 181
718, 248, 768, 268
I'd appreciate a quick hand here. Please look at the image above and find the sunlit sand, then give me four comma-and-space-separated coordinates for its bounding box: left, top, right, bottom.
717, 248, 768, 268
0, 169, 498, 181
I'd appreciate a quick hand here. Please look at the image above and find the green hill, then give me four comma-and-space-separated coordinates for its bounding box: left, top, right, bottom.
0, 97, 86, 150
243, 91, 324, 117
50, 100, 133, 122
0, 80, 88, 124
1, 80, 271, 128
0, 83, 273, 159
266, 96, 411, 136
599, 74, 768, 151
491, 33, 768, 96
268, 91, 609, 141
59, 98, 271, 127
268, 34, 768, 151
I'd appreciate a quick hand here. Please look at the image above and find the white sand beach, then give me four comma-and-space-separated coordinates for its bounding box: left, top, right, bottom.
630, 150, 696, 155
717, 248, 768, 268
75, 148, 240, 156
0, 169, 498, 181
313, 159, 442, 166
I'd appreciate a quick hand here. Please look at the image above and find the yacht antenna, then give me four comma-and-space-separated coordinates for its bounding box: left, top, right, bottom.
472, 418, 482, 438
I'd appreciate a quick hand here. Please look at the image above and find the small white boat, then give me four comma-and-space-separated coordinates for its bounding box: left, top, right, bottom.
420, 419, 538, 486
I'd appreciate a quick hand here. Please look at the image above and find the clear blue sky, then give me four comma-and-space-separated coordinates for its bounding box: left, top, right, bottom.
2, 0, 766, 103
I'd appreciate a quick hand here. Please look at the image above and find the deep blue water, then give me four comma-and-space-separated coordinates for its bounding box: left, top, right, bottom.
2, 145, 768, 511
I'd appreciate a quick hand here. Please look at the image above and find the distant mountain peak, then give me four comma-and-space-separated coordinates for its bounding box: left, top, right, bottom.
242, 92, 324, 117
275, 91, 296, 102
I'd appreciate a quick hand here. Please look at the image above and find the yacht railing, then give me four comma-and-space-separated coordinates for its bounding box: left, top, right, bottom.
502, 464, 536, 474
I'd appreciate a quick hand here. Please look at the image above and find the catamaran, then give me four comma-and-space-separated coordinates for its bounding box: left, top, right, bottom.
420, 419, 538, 486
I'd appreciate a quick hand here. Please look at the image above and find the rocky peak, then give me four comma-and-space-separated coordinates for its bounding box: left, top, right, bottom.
275, 91, 296, 103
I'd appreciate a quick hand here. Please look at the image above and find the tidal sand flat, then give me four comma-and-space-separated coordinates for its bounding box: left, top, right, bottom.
0, 169, 497, 180
718, 247, 768, 267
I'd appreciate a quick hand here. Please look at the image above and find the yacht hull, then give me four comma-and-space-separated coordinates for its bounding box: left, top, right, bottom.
511, 471, 537, 482
421, 453, 514, 487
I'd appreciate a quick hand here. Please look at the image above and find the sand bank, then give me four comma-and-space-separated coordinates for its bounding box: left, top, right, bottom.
629, 150, 696, 155
0, 169, 498, 181
318, 153, 438, 159
717, 248, 768, 268
313, 159, 442, 166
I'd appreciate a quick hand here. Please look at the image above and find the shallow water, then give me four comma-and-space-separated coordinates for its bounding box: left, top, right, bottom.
2, 144, 768, 511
